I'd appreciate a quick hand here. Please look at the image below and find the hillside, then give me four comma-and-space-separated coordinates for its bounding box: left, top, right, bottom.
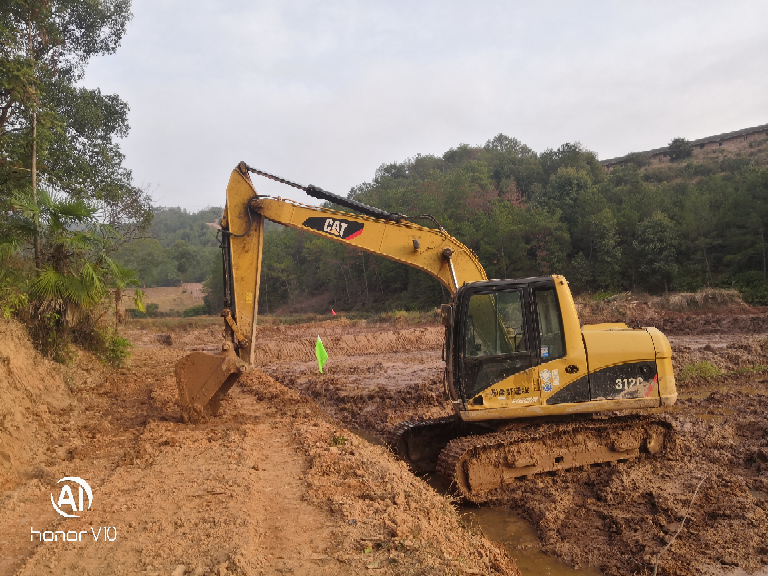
116, 125, 768, 315
602, 123, 768, 170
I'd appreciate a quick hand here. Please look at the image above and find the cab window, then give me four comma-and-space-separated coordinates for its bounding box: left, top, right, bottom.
461, 289, 532, 399
534, 288, 565, 362
465, 291, 527, 357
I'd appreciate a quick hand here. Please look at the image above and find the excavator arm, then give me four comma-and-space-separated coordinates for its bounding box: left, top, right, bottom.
222, 163, 486, 364
176, 162, 486, 420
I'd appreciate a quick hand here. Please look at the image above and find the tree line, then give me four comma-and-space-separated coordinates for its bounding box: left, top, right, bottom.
113, 206, 222, 287
249, 133, 768, 313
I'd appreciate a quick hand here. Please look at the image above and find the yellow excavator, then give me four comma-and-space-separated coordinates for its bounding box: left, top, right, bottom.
175, 162, 677, 500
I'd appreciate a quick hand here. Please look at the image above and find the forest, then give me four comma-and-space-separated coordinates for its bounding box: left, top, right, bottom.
0, 0, 153, 361
113, 206, 222, 288
2, 3, 767, 369
134, 132, 768, 314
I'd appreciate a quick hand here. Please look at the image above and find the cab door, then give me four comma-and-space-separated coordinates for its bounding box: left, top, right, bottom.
456, 285, 536, 402
531, 283, 591, 404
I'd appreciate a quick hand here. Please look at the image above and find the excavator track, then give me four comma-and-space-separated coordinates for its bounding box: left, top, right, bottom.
436, 415, 673, 502
386, 416, 495, 474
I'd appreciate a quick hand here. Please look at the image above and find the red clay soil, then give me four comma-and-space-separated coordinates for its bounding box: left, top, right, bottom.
1, 319, 519, 576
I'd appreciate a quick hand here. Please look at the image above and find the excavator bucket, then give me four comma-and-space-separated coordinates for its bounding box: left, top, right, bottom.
175, 348, 245, 422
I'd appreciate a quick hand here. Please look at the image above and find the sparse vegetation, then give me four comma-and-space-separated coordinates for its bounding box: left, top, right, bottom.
678, 361, 722, 382
97, 329, 133, 367
331, 433, 347, 446
182, 304, 208, 317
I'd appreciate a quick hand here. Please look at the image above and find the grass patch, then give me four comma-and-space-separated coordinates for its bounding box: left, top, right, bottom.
331, 433, 347, 447
678, 361, 722, 383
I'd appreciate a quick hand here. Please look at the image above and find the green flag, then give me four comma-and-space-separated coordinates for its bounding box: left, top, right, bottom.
315, 336, 329, 373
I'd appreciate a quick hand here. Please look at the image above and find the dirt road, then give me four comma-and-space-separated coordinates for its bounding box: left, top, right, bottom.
1, 320, 516, 576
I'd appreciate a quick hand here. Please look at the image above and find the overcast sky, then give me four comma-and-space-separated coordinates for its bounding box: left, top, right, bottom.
85, 0, 768, 210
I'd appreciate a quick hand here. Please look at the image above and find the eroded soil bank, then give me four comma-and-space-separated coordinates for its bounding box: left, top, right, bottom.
1, 319, 518, 576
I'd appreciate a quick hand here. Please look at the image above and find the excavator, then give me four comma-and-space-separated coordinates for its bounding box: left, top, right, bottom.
175, 162, 677, 501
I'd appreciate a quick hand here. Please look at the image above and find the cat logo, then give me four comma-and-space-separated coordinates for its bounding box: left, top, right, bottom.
51, 477, 93, 518
302, 217, 364, 240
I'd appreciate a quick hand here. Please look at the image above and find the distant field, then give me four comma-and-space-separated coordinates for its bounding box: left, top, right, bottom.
124, 283, 205, 312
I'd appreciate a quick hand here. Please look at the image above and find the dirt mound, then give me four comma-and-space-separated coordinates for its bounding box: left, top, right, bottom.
652, 311, 768, 335
671, 334, 768, 384
577, 289, 748, 316
240, 369, 520, 575
651, 289, 748, 312
577, 294, 768, 336
271, 370, 451, 438
0, 320, 74, 490
4, 328, 522, 576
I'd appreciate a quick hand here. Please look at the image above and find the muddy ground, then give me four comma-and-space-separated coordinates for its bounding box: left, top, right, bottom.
1, 319, 515, 576
252, 308, 768, 576
3, 301, 768, 576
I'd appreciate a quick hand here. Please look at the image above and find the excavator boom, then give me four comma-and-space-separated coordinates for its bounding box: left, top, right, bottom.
176, 163, 486, 419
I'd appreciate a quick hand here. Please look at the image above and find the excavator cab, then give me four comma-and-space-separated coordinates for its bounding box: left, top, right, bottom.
444, 274, 675, 422
444, 277, 568, 408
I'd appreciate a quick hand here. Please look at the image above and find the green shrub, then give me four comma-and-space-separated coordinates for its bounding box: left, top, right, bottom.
729, 271, 768, 306
126, 308, 147, 319
593, 291, 615, 302
182, 304, 208, 317
678, 360, 721, 382
97, 329, 133, 367
331, 434, 347, 447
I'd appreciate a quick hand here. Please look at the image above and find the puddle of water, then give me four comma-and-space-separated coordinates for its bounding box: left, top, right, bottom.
461, 507, 603, 576
698, 414, 727, 422
697, 408, 736, 423
424, 475, 602, 576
